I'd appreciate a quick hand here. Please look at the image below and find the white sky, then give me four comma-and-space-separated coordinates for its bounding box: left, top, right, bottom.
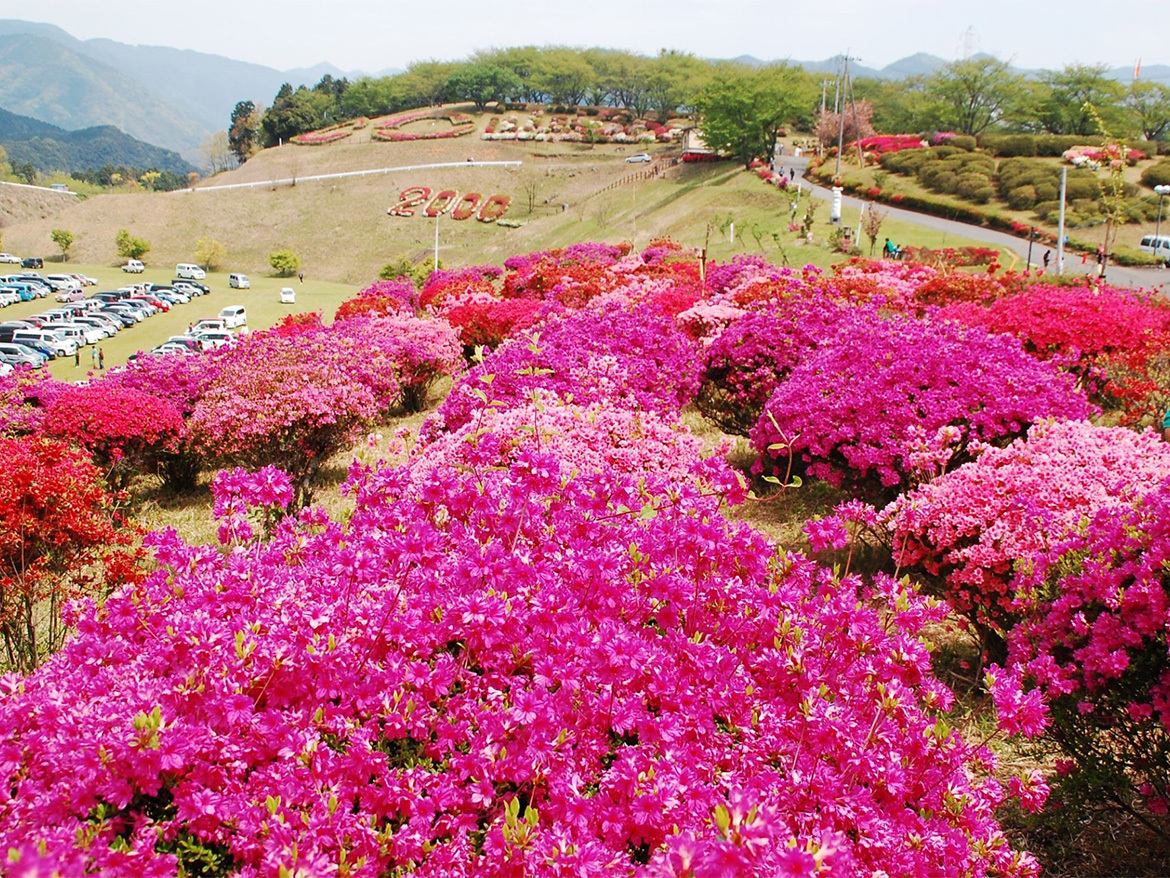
1, 0, 1162, 75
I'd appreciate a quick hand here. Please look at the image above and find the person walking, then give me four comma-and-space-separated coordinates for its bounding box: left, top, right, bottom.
298, 270, 305, 284
74, 349, 80, 367
1043, 250, 1051, 270
98, 347, 104, 370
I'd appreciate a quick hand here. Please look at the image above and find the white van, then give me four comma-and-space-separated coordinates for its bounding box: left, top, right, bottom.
176, 263, 207, 280
229, 273, 250, 289
122, 259, 145, 273
14, 329, 77, 357
1139, 234, 1170, 265
219, 306, 247, 328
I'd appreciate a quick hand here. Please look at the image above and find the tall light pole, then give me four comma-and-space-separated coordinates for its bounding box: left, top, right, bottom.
1155, 184, 1170, 242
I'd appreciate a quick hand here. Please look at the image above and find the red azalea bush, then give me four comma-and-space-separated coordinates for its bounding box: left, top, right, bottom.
0, 429, 1041, 877
336, 279, 420, 321
750, 310, 1096, 498
423, 301, 702, 441
0, 435, 141, 672
1006, 473, 1170, 819
442, 297, 547, 349
41, 384, 184, 491
884, 420, 1170, 645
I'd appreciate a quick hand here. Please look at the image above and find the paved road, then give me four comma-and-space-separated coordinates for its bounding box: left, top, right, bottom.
778, 155, 1170, 295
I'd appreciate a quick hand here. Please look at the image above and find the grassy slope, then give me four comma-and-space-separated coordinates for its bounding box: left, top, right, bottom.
0, 110, 1010, 284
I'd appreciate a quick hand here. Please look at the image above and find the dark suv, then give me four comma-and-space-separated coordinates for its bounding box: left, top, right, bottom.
21, 257, 43, 269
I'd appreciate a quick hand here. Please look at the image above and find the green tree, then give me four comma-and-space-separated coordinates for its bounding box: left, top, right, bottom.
1125, 81, 1170, 142
50, 229, 74, 260
229, 100, 261, 164
269, 249, 301, 277
115, 228, 150, 260
697, 64, 815, 167
1036, 64, 1125, 135
195, 238, 226, 271
446, 63, 522, 110
924, 58, 1025, 135
533, 48, 596, 106
646, 51, 709, 121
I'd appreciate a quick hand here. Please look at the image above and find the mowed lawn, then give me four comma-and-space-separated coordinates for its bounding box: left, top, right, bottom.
3, 264, 360, 381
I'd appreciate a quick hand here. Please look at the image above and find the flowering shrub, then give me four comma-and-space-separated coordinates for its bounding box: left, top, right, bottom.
189, 332, 381, 505
97, 354, 215, 492
751, 311, 1096, 498
0, 368, 67, 435
884, 420, 1170, 645
333, 314, 463, 413
336, 279, 420, 321
0, 432, 1039, 876
938, 283, 1170, 423
42, 384, 184, 491
858, 134, 928, 155
1006, 474, 1170, 820
423, 301, 702, 441
373, 110, 476, 141
695, 298, 855, 436
0, 435, 141, 671
442, 297, 546, 349
290, 124, 355, 146
211, 465, 294, 545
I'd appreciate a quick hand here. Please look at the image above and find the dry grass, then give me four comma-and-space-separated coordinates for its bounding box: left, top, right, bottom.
0, 108, 1010, 284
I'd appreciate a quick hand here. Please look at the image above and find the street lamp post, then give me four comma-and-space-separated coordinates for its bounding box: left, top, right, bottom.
1155, 184, 1170, 242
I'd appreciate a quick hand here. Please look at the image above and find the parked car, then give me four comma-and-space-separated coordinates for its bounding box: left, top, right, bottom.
20, 257, 43, 269
97, 307, 136, 328
0, 343, 46, 367
0, 253, 21, 264
172, 279, 209, 295
43, 322, 101, 346
193, 329, 234, 349
55, 287, 86, 303
150, 342, 196, 357
12, 337, 57, 360
46, 274, 82, 292
229, 273, 251, 289
0, 290, 19, 307
166, 335, 209, 352
218, 306, 247, 328
176, 263, 206, 280
122, 259, 145, 273
625, 153, 653, 163
193, 318, 227, 333
71, 316, 118, 338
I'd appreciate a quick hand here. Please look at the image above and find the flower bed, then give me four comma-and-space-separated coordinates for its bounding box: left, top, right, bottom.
373, 110, 477, 142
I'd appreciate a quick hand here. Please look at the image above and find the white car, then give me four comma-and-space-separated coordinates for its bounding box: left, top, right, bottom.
625, 153, 653, 163
0, 253, 21, 264
122, 260, 145, 273
219, 306, 247, 329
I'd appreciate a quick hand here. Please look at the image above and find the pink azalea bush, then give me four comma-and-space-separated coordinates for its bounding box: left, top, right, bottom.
1005, 473, 1170, 820
884, 420, 1170, 643
0, 425, 1040, 877
189, 331, 382, 505
750, 311, 1096, 498
423, 300, 702, 441
695, 297, 857, 436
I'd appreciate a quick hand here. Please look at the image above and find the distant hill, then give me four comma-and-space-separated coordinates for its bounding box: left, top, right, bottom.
0, 106, 194, 176
0, 20, 344, 162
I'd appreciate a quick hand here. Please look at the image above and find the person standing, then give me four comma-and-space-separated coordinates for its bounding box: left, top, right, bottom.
98, 347, 104, 370
298, 270, 305, 284
1043, 250, 1051, 270
90, 345, 98, 369
74, 349, 80, 367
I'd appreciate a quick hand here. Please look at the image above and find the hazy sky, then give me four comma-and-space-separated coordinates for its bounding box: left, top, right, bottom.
2, 0, 1163, 75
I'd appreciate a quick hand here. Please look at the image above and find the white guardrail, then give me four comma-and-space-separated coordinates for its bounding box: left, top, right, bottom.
0, 180, 78, 195
176, 161, 523, 194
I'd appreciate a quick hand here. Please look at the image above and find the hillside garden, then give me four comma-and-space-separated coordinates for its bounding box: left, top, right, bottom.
3, 240, 1170, 874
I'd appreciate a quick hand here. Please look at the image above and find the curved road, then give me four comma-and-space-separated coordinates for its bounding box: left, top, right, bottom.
778, 155, 1170, 294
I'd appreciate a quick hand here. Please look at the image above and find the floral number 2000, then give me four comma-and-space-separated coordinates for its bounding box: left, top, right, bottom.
388, 187, 511, 223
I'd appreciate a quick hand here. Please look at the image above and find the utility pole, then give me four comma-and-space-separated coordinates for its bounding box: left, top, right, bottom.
1057, 166, 1067, 274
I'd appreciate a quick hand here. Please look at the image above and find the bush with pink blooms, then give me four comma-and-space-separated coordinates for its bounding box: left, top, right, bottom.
0, 420, 1041, 877
189, 332, 382, 505
751, 310, 1096, 498
423, 300, 702, 441
695, 297, 857, 436
1006, 474, 1170, 822
884, 420, 1170, 647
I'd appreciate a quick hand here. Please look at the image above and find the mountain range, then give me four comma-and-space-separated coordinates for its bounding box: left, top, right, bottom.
0, 18, 1165, 171
0, 106, 193, 176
